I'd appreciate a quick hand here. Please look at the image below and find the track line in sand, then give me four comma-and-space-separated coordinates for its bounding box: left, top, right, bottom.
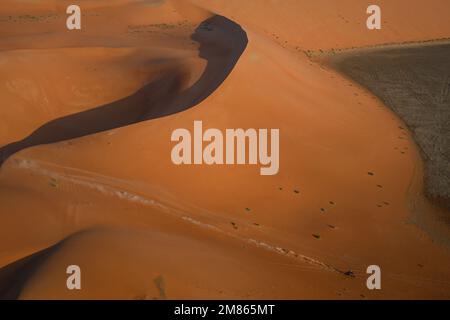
9, 156, 342, 275
10, 156, 450, 291
9, 157, 450, 290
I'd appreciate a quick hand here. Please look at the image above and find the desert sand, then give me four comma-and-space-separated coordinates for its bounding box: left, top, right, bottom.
330, 43, 450, 210
0, 0, 449, 299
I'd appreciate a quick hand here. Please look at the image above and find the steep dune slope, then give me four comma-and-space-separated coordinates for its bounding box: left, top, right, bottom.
191, 0, 450, 51
0, 0, 449, 299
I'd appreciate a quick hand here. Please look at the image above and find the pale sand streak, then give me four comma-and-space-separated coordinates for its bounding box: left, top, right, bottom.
10, 157, 339, 274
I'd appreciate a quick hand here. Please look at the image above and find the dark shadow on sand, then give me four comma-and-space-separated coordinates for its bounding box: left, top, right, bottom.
0, 15, 248, 167
0, 244, 60, 299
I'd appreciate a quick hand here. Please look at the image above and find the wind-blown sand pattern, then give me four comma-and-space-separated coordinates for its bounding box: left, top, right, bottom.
0, 0, 449, 299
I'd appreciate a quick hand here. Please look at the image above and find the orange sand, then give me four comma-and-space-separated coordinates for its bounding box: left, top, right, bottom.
0, 0, 449, 299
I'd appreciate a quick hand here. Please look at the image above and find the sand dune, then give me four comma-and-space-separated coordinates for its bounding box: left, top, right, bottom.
0, 14, 248, 166
191, 0, 450, 51
0, 0, 449, 299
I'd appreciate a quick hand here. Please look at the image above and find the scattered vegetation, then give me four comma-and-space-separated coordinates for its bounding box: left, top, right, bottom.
49, 178, 58, 188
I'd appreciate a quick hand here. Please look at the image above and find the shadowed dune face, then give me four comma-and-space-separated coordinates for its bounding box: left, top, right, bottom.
0, 227, 347, 300
0, 15, 248, 167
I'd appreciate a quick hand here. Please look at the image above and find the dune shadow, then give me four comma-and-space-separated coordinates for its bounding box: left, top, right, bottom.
0, 15, 248, 167
0, 244, 60, 299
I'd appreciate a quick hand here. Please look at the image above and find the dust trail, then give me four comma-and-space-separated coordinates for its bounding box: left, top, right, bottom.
9, 157, 450, 289
10, 157, 341, 274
